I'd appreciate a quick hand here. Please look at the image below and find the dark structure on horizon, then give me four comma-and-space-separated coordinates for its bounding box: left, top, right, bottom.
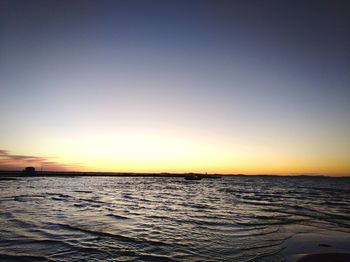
23, 167, 36, 175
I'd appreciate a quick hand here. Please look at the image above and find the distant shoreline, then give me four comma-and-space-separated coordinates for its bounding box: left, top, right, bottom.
0, 171, 348, 178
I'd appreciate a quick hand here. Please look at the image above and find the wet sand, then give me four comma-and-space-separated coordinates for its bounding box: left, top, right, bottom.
298, 253, 350, 262
280, 230, 350, 262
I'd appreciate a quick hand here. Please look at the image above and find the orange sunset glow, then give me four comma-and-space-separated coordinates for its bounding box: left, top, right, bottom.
1, 2, 350, 262
1, 0, 349, 177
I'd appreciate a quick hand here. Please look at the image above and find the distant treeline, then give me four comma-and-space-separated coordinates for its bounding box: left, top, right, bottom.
0, 170, 221, 178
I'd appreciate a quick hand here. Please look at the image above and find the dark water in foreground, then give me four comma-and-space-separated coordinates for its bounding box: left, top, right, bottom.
0, 176, 349, 261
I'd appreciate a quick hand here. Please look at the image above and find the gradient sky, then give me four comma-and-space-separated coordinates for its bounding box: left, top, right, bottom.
1, 0, 349, 175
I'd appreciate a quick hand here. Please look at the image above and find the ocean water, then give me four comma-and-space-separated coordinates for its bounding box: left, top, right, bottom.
0, 176, 349, 261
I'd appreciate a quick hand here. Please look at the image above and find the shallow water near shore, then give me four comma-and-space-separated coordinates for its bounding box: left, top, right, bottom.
0, 176, 349, 261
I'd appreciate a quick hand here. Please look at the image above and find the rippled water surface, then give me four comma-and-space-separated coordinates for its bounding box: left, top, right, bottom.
0, 176, 349, 261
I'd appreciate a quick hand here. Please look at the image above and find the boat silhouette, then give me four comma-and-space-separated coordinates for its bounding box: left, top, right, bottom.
184, 173, 202, 180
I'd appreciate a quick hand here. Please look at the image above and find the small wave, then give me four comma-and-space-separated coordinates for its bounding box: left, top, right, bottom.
74, 190, 93, 193
45, 193, 72, 198
73, 203, 87, 208
53, 223, 142, 244
0, 212, 14, 219
77, 197, 105, 205
106, 213, 130, 220
235, 219, 302, 227
13, 194, 46, 202
0, 253, 52, 262
137, 253, 177, 262
53, 223, 174, 249
240, 240, 284, 251
51, 197, 64, 201
12, 237, 71, 246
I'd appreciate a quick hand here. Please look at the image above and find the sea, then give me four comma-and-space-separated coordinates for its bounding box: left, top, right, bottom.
0, 175, 349, 261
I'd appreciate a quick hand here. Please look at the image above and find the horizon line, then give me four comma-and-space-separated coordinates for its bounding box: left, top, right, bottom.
0, 170, 349, 178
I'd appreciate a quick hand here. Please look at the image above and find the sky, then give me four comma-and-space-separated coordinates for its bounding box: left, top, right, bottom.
1, 0, 349, 175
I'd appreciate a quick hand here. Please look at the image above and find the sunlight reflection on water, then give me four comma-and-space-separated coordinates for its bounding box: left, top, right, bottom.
0, 176, 349, 261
